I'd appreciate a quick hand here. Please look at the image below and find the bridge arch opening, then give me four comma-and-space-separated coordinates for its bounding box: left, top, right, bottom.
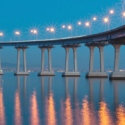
104, 45, 114, 72
119, 45, 125, 71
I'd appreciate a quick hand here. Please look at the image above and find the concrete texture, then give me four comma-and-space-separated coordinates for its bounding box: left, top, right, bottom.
109, 72, 125, 80
86, 72, 108, 78
62, 72, 80, 77
38, 72, 55, 76
14, 72, 29, 76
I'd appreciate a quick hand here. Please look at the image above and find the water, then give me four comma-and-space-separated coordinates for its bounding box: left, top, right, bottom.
0, 72, 125, 125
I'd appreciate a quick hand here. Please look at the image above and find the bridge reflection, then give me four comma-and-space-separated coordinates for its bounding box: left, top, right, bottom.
0, 76, 6, 125
12, 76, 125, 125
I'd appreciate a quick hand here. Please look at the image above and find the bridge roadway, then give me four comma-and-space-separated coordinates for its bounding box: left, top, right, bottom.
0, 25, 125, 79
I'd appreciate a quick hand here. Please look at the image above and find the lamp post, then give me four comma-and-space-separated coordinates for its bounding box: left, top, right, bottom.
30, 29, 37, 40
0, 33, 3, 41
50, 28, 55, 38
85, 22, 91, 35
76, 21, 81, 36
61, 25, 65, 38
15, 31, 20, 41
45, 28, 50, 39
122, 12, 125, 25
104, 17, 109, 31
68, 25, 72, 37
91, 17, 97, 34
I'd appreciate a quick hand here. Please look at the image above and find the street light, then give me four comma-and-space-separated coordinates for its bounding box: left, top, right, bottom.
76, 21, 82, 36
0, 32, 3, 41
0, 33, 3, 36
15, 31, 20, 35
93, 17, 97, 21
104, 17, 109, 31
68, 25, 72, 37
61, 25, 66, 38
62, 25, 65, 28
33, 30, 37, 34
15, 31, 20, 41
110, 10, 114, 14
85, 22, 91, 35
78, 21, 81, 25
46, 28, 50, 31
85, 22, 90, 27
50, 28, 55, 38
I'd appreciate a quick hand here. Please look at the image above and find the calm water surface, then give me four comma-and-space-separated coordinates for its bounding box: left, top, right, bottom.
0, 72, 125, 125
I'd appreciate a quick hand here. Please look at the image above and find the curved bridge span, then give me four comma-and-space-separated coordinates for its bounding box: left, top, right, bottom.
0, 25, 125, 46
0, 25, 125, 80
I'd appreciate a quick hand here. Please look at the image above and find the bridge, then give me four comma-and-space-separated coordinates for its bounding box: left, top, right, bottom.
0, 25, 125, 80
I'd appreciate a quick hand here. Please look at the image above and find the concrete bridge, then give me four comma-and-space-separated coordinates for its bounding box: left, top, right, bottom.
0, 25, 125, 79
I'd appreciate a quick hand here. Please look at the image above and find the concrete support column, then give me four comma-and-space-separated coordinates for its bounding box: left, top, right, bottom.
65, 48, 70, 72
98, 46, 104, 72
23, 49, 26, 72
17, 49, 20, 72
73, 47, 77, 72
89, 46, 95, 72
48, 48, 52, 72
113, 45, 121, 72
38, 45, 55, 76
41, 48, 45, 72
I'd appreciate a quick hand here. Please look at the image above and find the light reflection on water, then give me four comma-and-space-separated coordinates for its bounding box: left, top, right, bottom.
1, 73, 125, 125
14, 76, 22, 125
0, 76, 6, 125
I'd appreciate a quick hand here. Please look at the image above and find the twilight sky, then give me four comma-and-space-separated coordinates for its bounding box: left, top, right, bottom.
0, 0, 125, 70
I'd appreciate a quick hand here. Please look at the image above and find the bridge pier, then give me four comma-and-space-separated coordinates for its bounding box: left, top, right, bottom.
109, 44, 125, 80
14, 46, 29, 76
86, 43, 108, 78
38, 45, 55, 76
62, 44, 81, 77
0, 47, 4, 75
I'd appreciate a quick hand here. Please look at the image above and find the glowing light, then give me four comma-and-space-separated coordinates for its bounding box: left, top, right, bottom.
46, 28, 50, 31
33, 30, 37, 34
78, 22, 81, 25
68, 25, 72, 30
30, 30, 34, 33
0, 33, 3, 36
104, 18, 109, 23
110, 10, 114, 14
62, 25, 65, 28
50, 28, 55, 32
93, 17, 97, 21
15, 31, 20, 35
123, 12, 125, 17
85, 22, 90, 26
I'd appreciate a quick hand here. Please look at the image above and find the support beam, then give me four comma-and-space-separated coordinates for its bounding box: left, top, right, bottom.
38, 46, 55, 76
48, 48, 52, 72
65, 48, 69, 72
86, 43, 108, 78
14, 46, 29, 76
62, 44, 81, 77
109, 44, 125, 80
17, 48, 20, 73
73, 47, 78, 72
23, 48, 26, 72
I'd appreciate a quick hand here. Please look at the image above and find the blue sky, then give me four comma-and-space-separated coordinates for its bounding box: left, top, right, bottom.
0, 0, 125, 70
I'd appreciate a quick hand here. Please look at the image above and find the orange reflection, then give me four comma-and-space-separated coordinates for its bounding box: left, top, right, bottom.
14, 90, 22, 125
30, 91, 40, 125
45, 93, 57, 125
65, 95, 73, 125
0, 87, 5, 125
98, 102, 113, 125
60, 99, 65, 125
81, 96, 90, 125
116, 104, 125, 125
